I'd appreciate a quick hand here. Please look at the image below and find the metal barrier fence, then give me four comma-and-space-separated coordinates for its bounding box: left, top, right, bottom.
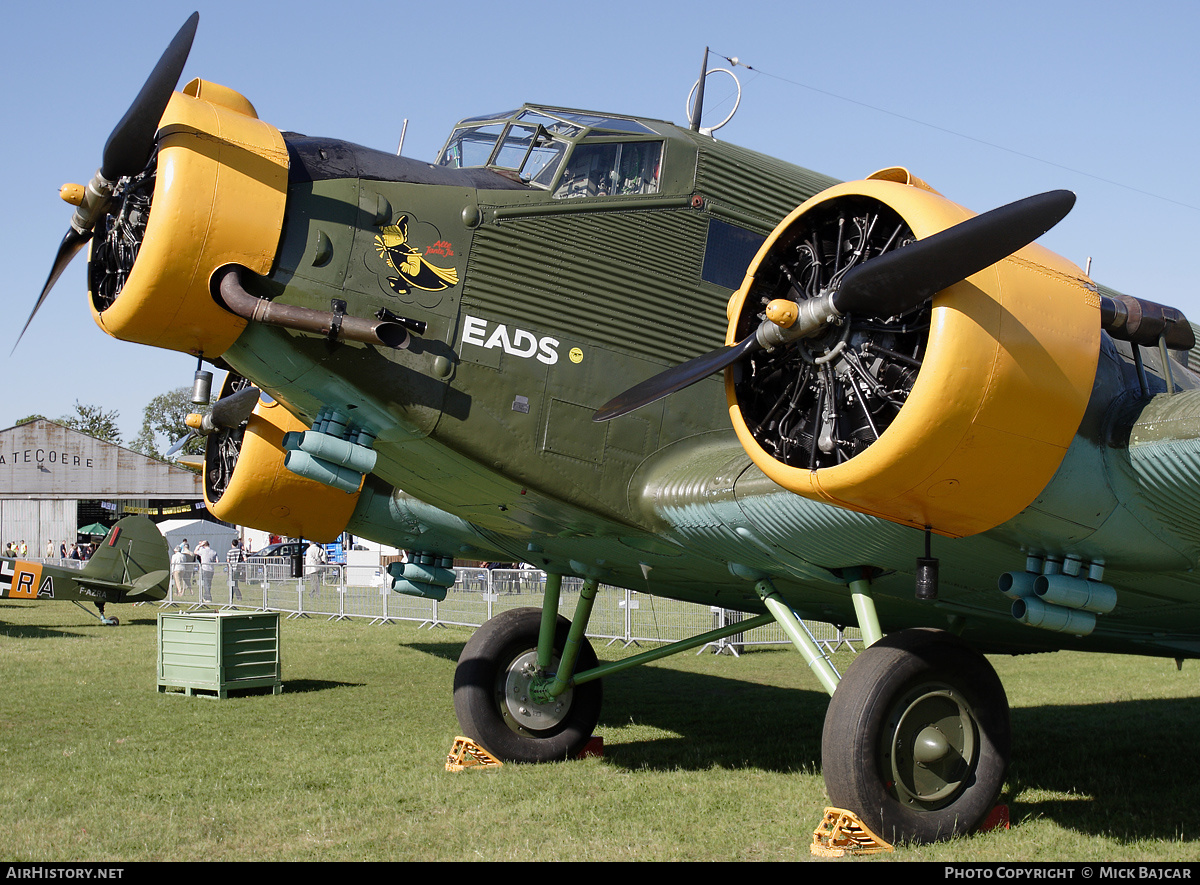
150, 560, 859, 654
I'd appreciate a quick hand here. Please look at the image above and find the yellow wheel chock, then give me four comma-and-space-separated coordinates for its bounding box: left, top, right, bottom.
811, 807, 894, 857
445, 736, 503, 772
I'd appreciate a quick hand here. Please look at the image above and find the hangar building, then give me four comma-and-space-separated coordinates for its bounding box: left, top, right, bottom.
0, 418, 205, 555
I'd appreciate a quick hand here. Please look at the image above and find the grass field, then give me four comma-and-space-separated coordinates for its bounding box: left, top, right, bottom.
2, 598, 1199, 862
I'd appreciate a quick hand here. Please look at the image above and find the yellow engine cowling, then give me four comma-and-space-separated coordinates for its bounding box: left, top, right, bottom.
89, 78, 288, 358
204, 379, 361, 543
725, 172, 1101, 538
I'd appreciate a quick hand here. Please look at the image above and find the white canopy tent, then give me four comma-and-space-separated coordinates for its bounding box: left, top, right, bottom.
155, 518, 237, 555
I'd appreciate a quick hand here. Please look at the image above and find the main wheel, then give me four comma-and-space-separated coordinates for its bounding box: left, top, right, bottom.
821, 628, 1010, 844
453, 607, 602, 762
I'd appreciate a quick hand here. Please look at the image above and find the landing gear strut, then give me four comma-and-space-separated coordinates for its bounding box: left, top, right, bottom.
70, 600, 119, 626
820, 628, 1010, 844
95, 601, 119, 626
453, 607, 602, 762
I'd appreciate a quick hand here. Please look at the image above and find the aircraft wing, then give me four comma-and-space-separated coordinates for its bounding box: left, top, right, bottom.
628, 412, 1200, 659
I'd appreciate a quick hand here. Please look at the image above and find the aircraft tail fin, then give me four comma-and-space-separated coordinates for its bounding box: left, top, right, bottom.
79, 516, 171, 600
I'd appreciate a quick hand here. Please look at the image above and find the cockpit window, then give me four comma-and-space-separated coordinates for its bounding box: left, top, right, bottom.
438, 123, 505, 168
437, 120, 567, 185
491, 125, 565, 178
529, 140, 568, 187
554, 141, 662, 198
435, 106, 665, 193
546, 113, 657, 135
516, 110, 582, 139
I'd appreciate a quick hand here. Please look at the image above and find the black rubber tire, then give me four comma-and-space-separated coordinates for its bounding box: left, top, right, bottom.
821, 628, 1010, 844
453, 607, 602, 762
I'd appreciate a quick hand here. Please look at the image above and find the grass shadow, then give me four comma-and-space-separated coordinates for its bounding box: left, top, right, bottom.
1005, 698, 1200, 841
398, 640, 466, 664
0, 623, 93, 639
602, 666, 1200, 842
280, 678, 364, 694
402, 636, 827, 771
598, 660, 828, 773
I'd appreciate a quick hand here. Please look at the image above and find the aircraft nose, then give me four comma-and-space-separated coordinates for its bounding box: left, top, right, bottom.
90, 78, 289, 359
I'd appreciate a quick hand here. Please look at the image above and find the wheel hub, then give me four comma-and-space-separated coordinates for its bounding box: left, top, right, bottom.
913, 725, 951, 765
501, 650, 574, 735
886, 687, 978, 808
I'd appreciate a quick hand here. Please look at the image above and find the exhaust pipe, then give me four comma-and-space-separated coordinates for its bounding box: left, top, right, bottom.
1034, 574, 1117, 614
280, 406, 379, 494
1099, 292, 1195, 350
1000, 559, 1115, 636
387, 557, 456, 601
1012, 596, 1096, 636
214, 264, 412, 348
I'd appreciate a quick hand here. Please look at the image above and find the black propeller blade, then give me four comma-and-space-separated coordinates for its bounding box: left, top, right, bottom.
165, 386, 260, 458
13, 229, 92, 355
593, 336, 760, 423
832, 189, 1075, 318
594, 189, 1075, 422
15, 12, 199, 353
209, 385, 262, 428
101, 12, 199, 181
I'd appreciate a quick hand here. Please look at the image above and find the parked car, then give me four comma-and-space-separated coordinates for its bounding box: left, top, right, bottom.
247, 541, 310, 560
245, 541, 310, 583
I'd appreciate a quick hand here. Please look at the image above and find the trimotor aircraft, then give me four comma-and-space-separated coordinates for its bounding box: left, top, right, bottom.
0, 516, 170, 626
23, 12, 1200, 843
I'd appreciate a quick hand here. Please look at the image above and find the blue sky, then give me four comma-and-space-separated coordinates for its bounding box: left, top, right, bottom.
5, 0, 1200, 442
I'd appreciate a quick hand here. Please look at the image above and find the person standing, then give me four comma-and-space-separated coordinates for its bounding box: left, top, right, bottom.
179, 540, 193, 591
196, 540, 218, 604
226, 538, 245, 602
171, 545, 188, 598
304, 542, 325, 596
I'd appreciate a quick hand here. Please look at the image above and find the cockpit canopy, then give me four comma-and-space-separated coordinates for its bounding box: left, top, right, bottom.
436, 106, 664, 198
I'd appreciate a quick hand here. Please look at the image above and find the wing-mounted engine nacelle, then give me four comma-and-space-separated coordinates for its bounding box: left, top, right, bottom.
204, 375, 361, 543
88, 79, 289, 357
725, 170, 1101, 538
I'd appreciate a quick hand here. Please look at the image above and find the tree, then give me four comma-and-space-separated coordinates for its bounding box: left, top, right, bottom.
132, 386, 210, 461
59, 401, 121, 444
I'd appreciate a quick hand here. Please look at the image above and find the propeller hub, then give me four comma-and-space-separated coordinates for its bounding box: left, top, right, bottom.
59, 184, 85, 207
755, 290, 840, 351
765, 299, 798, 328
